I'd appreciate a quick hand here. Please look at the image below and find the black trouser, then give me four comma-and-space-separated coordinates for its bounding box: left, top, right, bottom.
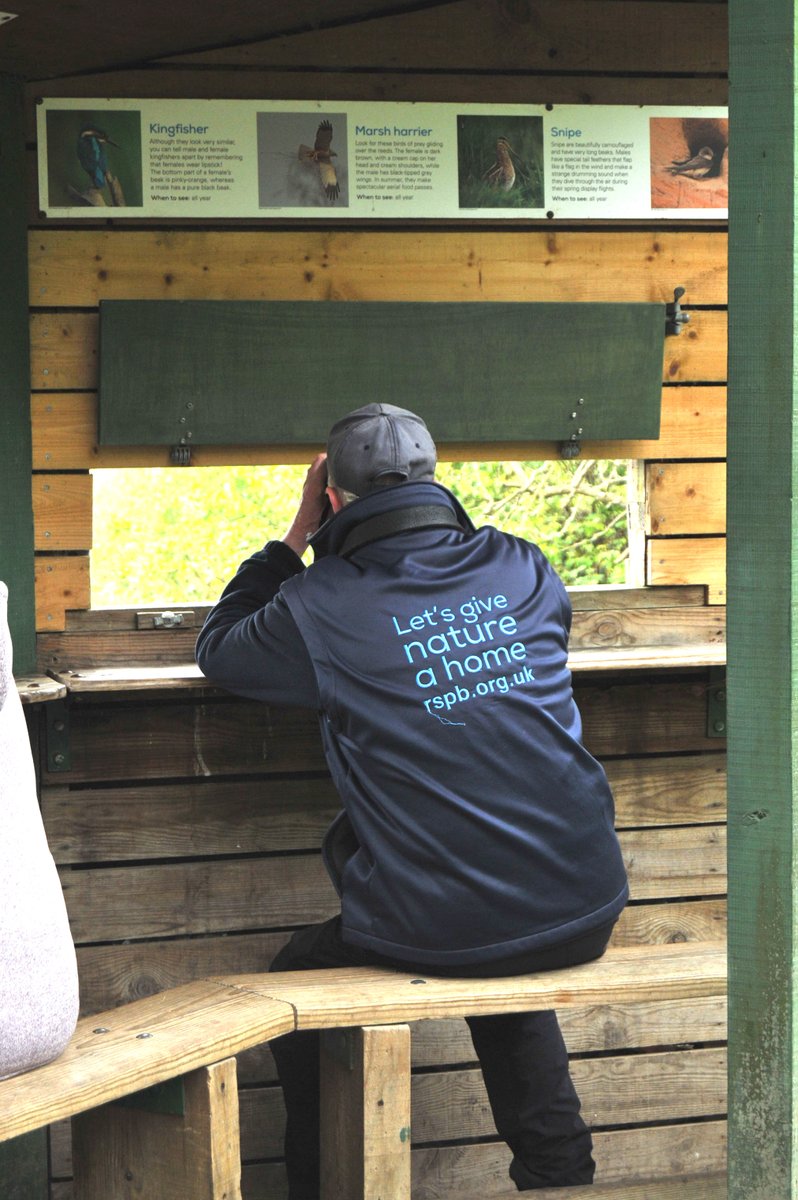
269, 916, 616, 1197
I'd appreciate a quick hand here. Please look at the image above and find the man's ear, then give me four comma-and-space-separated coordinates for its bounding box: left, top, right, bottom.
327, 486, 345, 514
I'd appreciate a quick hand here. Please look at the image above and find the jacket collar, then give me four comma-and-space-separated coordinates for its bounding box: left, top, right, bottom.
309, 481, 475, 559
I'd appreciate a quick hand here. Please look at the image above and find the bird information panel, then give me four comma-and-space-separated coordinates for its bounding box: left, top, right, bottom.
37, 98, 728, 220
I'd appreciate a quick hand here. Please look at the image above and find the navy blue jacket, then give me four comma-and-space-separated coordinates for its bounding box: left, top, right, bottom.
196, 481, 628, 965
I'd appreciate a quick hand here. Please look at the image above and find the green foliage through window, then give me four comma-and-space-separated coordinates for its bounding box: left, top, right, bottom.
90, 459, 632, 608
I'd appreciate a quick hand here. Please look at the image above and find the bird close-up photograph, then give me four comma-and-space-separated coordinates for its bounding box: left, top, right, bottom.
257, 111, 348, 207
43, 107, 143, 208
649, 115, 729, 209
456, 113, 544, 209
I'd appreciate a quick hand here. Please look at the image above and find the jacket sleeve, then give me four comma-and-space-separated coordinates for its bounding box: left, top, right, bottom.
195, 540, 320, 707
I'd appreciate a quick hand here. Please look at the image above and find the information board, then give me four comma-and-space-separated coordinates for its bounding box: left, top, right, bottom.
37, 99, 728, 221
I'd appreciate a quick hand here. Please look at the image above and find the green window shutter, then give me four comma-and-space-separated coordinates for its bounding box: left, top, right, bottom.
98, 300, 664, 450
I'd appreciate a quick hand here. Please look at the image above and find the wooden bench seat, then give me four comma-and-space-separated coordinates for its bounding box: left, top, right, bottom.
229, 940, 727, 1029
0, 940, 726, 1199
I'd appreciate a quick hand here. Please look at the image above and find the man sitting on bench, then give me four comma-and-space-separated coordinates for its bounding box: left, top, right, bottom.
196, 404, 629, 1197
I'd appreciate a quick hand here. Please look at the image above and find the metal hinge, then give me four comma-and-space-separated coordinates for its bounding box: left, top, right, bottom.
45, 699, 70, 772
136, 610, 196, 631
706, 668, 727, 738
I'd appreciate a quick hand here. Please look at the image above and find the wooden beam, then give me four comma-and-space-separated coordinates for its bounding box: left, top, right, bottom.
27, 230, 728, 308
32, 474, 92, 551
30, 313, 97, 391
39, 752, 725, 866
32, 681, 723, 788
727, 1, 798, 1197
24, 73, 728, 147
34, 555, 90, 632
320, 1025, 411, 1200
72, 1059, 241, 1200
164, 0, 728, 75
29, 384, 729, 469
56, 827, 723, 945
646, 462, 726, 535
241, 1129, 727, 1198
30, 596, 723, 665
410, 1123, 727, 1198
647, 536, 726, 603
663, 310, 727, 383
411, 1048, 726, 1142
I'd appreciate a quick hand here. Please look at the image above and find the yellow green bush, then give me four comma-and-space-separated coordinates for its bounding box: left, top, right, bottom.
91, 459, 630, 608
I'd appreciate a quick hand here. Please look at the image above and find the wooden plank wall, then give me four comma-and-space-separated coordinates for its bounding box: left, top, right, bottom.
23, 2, 729, 1197
38, 620, 729, 1200
27, 228, 728, 626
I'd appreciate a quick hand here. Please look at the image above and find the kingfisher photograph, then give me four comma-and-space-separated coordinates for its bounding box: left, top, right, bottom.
456, 113, 544, 210
44, 108, 143, 208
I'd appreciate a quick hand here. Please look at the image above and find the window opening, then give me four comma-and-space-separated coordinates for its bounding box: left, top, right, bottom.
90, 459, 637, 609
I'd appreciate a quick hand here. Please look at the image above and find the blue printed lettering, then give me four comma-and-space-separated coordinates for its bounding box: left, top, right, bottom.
390, 589, 535, 719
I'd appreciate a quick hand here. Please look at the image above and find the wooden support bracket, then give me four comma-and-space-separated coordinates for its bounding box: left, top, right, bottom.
71, 1058, 241, 1200
320, 1024, 411, 1200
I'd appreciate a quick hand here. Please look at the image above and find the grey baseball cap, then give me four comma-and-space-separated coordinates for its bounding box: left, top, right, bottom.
326, 403, 437, 496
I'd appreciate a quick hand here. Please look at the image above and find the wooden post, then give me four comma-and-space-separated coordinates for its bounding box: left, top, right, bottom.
727, 1, 798, 1195
71, 1059, 241, 1200
320, 1024, 411, 1200
0, 75, 35, 673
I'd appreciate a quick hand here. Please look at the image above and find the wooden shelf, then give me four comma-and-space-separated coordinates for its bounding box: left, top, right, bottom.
49, 664, 211, 692
569, 643, 726, 673
42, 644, 727, 696
16, 674, 68, 704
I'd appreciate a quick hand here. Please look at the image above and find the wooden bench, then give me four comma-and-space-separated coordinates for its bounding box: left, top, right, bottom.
0, 940, 726, 1200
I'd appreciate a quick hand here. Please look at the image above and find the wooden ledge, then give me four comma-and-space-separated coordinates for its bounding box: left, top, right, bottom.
16, 674, 68, 704
44, 643, 727, 694
49, 664, 210, 692
569, 643, 726, 672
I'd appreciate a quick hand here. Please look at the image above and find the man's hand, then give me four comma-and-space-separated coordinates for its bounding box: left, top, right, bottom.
282, 453, 329, 557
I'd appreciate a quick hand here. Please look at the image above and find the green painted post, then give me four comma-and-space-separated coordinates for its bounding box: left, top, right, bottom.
727, 1, 798, 1196
0, 1131, 48, 1200
0, 74, 35, 675
0, 70, 44, 1200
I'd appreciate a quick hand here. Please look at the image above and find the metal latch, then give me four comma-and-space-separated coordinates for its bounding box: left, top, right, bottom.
136, 610, 195, 630
666, 286, 691, 336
